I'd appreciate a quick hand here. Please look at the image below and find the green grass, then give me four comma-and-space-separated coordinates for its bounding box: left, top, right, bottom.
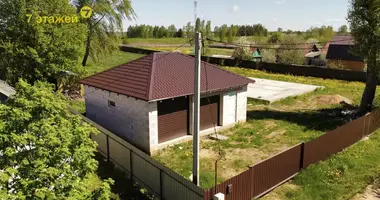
153, 67, 380, 189
261, 130, 380, 200
144, 46, 234, 57
85, 51, 144, 75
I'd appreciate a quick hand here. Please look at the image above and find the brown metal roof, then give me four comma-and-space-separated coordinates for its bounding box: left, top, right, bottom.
80, 52, 255, 101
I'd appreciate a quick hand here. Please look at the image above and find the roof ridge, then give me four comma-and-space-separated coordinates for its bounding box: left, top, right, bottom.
147, 53, 156, 100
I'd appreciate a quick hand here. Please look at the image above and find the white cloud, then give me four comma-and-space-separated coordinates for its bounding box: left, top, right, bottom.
326, 18, 344, 22
273, 17, 277, 21
276, 0, 287, 4
232, 5, 240, 12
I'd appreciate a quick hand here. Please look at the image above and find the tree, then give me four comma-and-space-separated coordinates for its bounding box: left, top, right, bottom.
71, 0, 136, 66
348, 0, 380, 114
268, 32, 282, 44
227, 28, 233, 43
0, 80, 112, 199
219, 24, 228, 42
205, 21, 212, 38
338, 25, 348, 34
233, 37, 252, 60
168, 24, 177, 37
195, 18, 201, 32
277, 27, 283, 33
176, 28, 184, 38
185, 22, 194, 38
0, 0, 86, 86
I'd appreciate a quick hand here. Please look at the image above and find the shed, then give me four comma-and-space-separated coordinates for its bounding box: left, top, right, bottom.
80, 52, 254, 153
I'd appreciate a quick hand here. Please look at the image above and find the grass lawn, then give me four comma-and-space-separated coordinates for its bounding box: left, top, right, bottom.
261, 129, 380, 200
85, 51, 144, 75
153, 67, 380, 189
144, 46, 234, 57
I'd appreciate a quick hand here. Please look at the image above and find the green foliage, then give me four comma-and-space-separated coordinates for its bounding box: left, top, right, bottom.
232, 37, 252, 60
278, 35, 306, 65
268, 32, 283, 44
305, 25, 335, 42
338, 25, 348, 34
72, 0, 136, 66
0, 0, 87, 85
0, 80, 112, 199
261, 49, 277, 63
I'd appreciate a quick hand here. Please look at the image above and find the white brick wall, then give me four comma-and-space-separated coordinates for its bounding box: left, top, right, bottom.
236, 86, 248, 122
84, 86, 151, 153
148, 102, 158, 148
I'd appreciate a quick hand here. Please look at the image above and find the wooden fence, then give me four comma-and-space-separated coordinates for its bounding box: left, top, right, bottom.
204, 109, 380, 200
76, 112, 204, 200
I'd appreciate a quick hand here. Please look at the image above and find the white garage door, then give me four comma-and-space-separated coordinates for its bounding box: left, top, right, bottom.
224, 91, 237, 124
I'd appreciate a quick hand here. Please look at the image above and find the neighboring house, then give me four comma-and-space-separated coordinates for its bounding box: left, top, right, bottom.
0, 80, 16, 103
326, 35, 365, 71
80, 52, 254, 153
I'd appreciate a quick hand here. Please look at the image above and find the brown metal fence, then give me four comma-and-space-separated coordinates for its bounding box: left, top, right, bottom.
73, 111, 205, 200
204, 109, 380, 200
203, 144, 302, 200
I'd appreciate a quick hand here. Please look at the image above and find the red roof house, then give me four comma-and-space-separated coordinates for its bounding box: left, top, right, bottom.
80, 52, 254, 153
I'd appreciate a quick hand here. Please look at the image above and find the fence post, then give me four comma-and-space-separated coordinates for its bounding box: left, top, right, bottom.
106, 135, 110, 163
299, 142, 305, 169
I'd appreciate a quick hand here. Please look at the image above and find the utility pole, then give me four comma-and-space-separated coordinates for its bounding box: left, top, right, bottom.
193, 32, 201, 186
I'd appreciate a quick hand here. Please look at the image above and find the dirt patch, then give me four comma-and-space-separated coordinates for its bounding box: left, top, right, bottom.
264, 121, 277, 129
352, 185, 380, 200
261, 183, 300, 200
217, 148, 268, 180
313, 95, 352, 105
200, 149, 218, 159
266, 130, 286, 139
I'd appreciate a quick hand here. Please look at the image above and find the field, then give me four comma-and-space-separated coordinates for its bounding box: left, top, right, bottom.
124, 36, 269, 46
144, 46, 235, 57
153, 67, 380, 189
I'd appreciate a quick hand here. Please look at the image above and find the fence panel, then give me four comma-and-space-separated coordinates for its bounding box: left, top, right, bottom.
203, 169, 252, 200
366, 109, 380, 135
251, 144, 302, 198
108, 137, 131, 175
162, 171, 204, 200
303, 116, 366, 168
131, 152, 161, 196
91, 132, 107, 157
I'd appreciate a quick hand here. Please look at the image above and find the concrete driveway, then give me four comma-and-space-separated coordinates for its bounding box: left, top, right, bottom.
247, 78, 323, 103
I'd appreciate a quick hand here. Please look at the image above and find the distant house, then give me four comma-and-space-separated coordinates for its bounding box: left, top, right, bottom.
326, 35, 365, 71
0, 80, 15, 103
80, 52, 254, 153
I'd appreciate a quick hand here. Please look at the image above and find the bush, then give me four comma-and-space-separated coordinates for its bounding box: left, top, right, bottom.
232, 37, 252, 60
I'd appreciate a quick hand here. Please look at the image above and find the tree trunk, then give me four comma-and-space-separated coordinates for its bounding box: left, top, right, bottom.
81, 32, 91, 67
358, 55, 378, 114
82, 21, 93, 67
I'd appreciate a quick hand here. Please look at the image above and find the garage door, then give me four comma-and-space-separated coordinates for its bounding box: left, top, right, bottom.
157, 97, 188, 143
200, 95, 219, 130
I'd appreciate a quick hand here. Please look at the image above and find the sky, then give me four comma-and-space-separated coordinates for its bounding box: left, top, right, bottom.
122, 0, 350, 32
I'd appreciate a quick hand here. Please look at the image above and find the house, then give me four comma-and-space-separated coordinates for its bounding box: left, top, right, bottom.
326, 35, 365, 71
0, 80, 15, 103
80, 52, 254, 153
